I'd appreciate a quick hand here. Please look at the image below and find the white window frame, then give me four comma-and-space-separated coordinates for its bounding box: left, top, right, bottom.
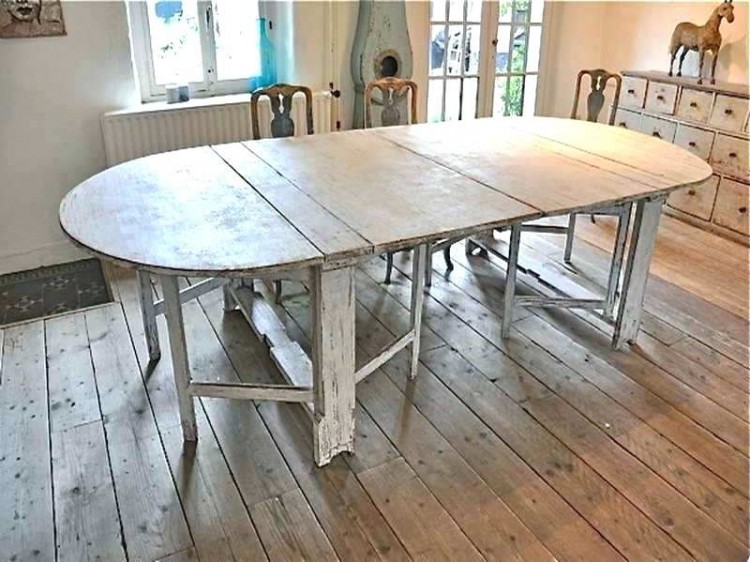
127, 0, 263, 102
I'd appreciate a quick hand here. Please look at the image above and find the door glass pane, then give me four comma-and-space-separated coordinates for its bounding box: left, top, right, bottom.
507, 75, 524, 115
499, 0, 512, 22
523, 74, 538, 115
448, 0, 464, 21
445, 79, 461, 120
466, 25, 481, 75
431, 0, 446, 21
466, 0, 482, 22
493, 76, 508, 116
428, 79, 444, 122
430, 25, 448, 76
147, 0, 203, 84
530, 0, 544, 23
526, 26, 542, 72
495, 25, 511, 73
462, 77, 479, 119
446, 25, 464, 76
513, 0, 530, 23
510, 26, 528, 73
213, 0, 260, 80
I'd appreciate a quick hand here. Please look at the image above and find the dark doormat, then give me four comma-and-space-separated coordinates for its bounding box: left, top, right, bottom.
0, 259, 113, 326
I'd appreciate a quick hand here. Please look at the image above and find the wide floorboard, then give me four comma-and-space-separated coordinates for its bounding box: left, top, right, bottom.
1, 217, 748, 561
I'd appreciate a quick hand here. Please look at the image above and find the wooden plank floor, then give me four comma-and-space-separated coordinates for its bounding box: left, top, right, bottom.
1, 219, 748, 561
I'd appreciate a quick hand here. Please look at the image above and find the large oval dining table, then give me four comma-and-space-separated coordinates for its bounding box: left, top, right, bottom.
59, 117, 712, 466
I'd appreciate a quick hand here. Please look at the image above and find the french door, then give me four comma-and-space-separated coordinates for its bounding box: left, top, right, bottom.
427, 0, 546, 122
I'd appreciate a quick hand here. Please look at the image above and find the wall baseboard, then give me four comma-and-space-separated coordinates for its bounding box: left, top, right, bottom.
0, 240, 88, 276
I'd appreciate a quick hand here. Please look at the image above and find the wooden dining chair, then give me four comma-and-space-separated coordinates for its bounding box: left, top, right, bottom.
251, 83, 314, 140
364, 77, 455, 286
250, 84, 314, 301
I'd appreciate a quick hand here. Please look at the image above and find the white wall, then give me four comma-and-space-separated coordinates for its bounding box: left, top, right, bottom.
0, 1, 137, 275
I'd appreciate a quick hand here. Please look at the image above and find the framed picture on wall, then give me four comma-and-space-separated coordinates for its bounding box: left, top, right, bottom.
0, 0, 66, 38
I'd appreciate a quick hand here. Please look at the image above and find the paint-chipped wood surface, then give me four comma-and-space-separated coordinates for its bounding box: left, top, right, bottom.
60, 118, 711, 276
2, 218, 746, 561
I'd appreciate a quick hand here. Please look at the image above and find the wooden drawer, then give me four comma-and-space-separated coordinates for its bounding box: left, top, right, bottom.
614, 108, 642, 131
621, 76, 647, 109
644, 82, 678, 115
676, 88, 713, 123
640, 115, 677, 142
712, 178, 749, 235
708, 94, 749, 133
710, 134, 749, 181
668, 175, 718, 221
674, 124, 714, 161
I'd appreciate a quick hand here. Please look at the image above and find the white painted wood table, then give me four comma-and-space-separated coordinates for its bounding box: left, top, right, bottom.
59, 117, 711, 466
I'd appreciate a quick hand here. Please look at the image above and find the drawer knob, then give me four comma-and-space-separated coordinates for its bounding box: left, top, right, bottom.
724, 108, 734, 115
627, 88, 636, 94
739, 207, 748, 214
729, 152, 737, 158
688, 189, 696, 196
688, 141, 697, 147
689, 101, 698, 108
657, 95, 665, 101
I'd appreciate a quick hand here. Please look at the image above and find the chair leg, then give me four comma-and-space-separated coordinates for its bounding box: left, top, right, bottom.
443, 245, 454, 271
384, 253, 394, 284
604, 204, 632, 318
564, 214, 577, 264
274, 280, 283, 304
425, 244, 433, 287
502, 224, 522, 339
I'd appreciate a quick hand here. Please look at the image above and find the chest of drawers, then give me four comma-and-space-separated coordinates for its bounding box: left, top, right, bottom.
614, 70, 749, 246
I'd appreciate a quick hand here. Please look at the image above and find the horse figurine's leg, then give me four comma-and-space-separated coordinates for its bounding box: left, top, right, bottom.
677, 47, 689, 77
697, 49, 706, 85
710, 50, 719, 84
668, 45, 680, 77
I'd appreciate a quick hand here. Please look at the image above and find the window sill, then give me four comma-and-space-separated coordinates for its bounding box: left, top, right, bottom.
105, 93, 254, 118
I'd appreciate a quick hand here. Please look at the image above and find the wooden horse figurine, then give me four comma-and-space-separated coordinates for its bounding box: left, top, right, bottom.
668, 0, 735, 85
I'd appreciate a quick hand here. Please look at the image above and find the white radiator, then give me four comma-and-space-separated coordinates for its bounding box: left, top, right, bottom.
101, 92, 333, 166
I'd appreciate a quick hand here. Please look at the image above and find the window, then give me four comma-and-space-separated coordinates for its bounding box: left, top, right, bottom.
428, 0, 546, 122
128, 0, 262, 101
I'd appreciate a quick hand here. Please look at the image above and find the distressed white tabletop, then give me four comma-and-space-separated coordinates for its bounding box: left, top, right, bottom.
60, 117, 712, 276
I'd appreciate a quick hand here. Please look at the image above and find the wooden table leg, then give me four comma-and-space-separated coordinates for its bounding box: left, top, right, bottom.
311, 263, 356, 466
604, 203, 633, 318
501, 224, 522, 338
160, 275, 198, 441
137, 270, 161, 362
613, 197, 665, 349
409, 244, 427, 379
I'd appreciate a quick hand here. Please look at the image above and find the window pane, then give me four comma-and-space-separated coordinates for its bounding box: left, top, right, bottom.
466, 25, 481, 75
507, 75, 524, 115
523, 74, 538, 115
526, 26, 542, 72
510, 26, 528, 73
446, 25, 464, 76
445, 79, 461, 120
448, 0, 464, 21
530, 0, 544, 23
462, 77, 478, 119
213, 0, 260, 80
428, 79, 444, 122
493, 76, 508, 116
466, 0, 482, 22
430, 0, 446, 21
495, 25, 511, 73
430, 25, 448, 76
147, 0, 203, 84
